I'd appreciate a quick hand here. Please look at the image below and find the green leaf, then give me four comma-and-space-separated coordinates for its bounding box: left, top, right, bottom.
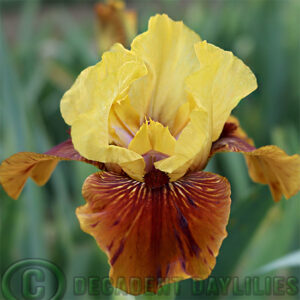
253, 251, 300, 275
212, 186, 274, 277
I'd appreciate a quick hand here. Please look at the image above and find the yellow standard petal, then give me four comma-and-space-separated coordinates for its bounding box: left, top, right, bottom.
187, 41, 257, 141
60, 43, 148, 181
130, 14, 201, 128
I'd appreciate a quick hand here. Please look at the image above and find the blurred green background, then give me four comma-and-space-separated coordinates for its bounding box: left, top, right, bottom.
0, 0, 299, 299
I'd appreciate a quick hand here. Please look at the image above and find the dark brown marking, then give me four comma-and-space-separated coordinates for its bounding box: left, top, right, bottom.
90, 221, 100, 228
166, 263, 170, 276
181, 260, 186, 272
112, 219, 120, 226
111, 239, 125, 265
107, 241, 114, 251
144, 168, 169, 189
207, 246, 214, 257
174, 229, 186, 259
220, 122, 238, 138
175, 203, 200, 257
186, 195, 197, 207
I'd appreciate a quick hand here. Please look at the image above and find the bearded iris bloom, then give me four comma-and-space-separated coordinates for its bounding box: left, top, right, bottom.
1, 14, 300, 295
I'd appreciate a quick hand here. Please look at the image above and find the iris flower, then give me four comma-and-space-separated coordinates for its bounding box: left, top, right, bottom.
1, 14, 300, 295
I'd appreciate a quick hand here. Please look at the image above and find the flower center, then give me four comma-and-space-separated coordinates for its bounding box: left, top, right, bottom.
142, 150, 169, 173
144, 168, 169, 189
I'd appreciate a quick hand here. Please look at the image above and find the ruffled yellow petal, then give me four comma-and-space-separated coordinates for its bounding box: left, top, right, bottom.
60, 43, 147, 180
187, 41, 257, 141
130, 14, 201, 128
61, 43, 146, 139
155, 39, 257, 180
60, 63, 103, 126
128, 120, 176, 156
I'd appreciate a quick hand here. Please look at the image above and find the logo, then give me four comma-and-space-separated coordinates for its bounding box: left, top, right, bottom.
1, 259, 66, 300
1, 260, 299, 298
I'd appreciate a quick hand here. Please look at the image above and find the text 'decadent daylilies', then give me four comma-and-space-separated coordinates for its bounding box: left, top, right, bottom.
1, 14, 300, 295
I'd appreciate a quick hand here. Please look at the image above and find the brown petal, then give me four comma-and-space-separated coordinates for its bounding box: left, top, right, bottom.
77, 170, 231, 295
0, 139, 103, 199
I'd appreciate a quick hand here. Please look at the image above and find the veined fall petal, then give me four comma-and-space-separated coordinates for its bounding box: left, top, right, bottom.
77, 170, 231, 295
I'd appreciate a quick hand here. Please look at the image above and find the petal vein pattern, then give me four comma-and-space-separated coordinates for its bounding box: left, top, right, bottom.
77, 171, 231, 295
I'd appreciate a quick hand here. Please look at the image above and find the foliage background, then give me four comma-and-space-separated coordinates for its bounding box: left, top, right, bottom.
0, 0, 299, 299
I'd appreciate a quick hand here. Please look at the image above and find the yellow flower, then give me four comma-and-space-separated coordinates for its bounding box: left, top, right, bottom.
1, 14, 300, 295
